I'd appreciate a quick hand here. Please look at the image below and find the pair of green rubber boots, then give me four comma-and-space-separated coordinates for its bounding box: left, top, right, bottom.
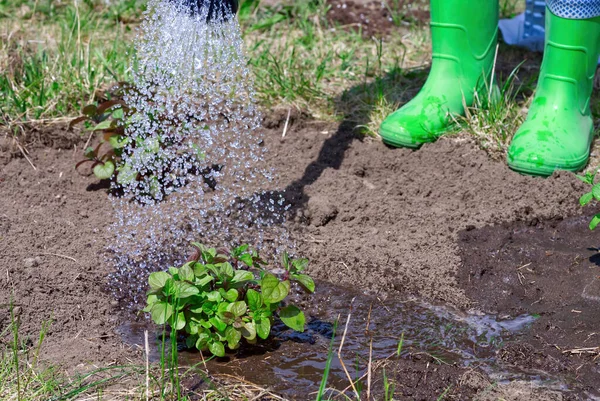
380, 0, 600, 176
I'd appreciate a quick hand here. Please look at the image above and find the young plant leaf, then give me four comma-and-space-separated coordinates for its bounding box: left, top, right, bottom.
220, 262, 234, 278
92, 160, 115, 180
149, 271, 171, 291
580, 192, 594, 206
241, 321, 257, 341
175, 282, 199, 299
108, 135, 128, 149
111, 107, 124, 119
174, 312, 186, 330
239, 253, 254, 267
179, 263, 195, 282
143, 294, 159, 311
246, 289, 263, 311
256, 318, 271, 340
577, 172, 595, 185
592, 184, 600, 201
195, 274, 213, 287
91, 120, 112, 131
280, 305, 305, 332
209, 316, 227, 332
196, 332, 210, 349
206, 291, 222, 302
282, 252, 290, 270
228, 301, 247, 317
233, 244, 249, 254
208, 340, 225, 357
116, 163, 137, 185
225, 326, 242, 349
292, 273, 315, 293
232, 270, 254, 284
590, 214, 600, 230
150, 302, 173, 325
291, 258, 309, 272
224, 289, 239, 302
187, 320, 199, 335
261, 274, 290, 304
193, 262, 207, 275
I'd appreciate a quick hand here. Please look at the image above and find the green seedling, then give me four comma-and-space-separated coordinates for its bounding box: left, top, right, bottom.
143, 243, 315, 358
71, 83, 210, 200
577, 170, 600, 230
72, 83, 134, 181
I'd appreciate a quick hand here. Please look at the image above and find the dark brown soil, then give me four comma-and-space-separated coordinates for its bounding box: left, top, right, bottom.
0, 113, 593, 399
272, 119, 584, 309
0, 127, 141, 367
458, 217, 600, 397
326, 0, 429, 37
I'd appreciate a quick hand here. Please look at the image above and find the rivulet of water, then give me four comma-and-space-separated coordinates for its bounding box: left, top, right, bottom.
117, 281, 555, 399
108, 0, 291, 306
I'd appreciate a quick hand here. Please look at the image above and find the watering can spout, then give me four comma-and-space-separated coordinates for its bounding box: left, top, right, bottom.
171, 0, 238, 21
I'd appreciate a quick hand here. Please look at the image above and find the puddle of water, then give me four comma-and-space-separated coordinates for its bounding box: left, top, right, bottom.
118, 281, 544, 397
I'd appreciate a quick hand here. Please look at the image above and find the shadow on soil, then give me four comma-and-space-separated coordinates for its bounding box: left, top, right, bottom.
277, 39, 545, 218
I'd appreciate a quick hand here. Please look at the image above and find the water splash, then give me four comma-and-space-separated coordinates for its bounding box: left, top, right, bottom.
108, 0, 291, 307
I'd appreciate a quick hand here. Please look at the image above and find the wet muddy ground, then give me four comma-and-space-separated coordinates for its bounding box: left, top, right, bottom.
459, 217, 600, 398
2, 113, 599, 399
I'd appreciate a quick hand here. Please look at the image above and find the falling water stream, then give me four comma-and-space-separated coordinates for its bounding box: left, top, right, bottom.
108, 0, 290, 306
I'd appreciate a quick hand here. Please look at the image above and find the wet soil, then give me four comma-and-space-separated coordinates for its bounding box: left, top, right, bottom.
269, 118, 584, 309
120, 279, 554, 400
0, 131, 140, 367
458, 217, 600, 398
2, 114, 596, 399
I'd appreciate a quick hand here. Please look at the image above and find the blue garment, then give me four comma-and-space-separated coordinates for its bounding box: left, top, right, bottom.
547, 0, 600, 18
524, 1, 545, 39
499, 0, 600, 52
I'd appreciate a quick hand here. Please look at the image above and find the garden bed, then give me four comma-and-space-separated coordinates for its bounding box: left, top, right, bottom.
1, 112, 598, 399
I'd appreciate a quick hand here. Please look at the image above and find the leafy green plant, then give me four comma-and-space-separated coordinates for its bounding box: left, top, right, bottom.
577, 170, 600, 230
71, 83, 212, 199
73, 105, 127, 180
143, 243, 315, 357
71, 83, 132, 181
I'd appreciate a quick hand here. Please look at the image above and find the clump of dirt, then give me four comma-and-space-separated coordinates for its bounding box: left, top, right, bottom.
326, 0, 429, 37
458, 217, 600, 397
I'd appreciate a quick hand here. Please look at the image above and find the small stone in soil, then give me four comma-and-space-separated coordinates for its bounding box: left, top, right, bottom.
23, 257, 42, 268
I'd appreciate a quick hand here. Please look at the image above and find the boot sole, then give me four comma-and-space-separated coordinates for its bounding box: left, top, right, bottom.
508, 154, 589, 177
379, 126, 440, 149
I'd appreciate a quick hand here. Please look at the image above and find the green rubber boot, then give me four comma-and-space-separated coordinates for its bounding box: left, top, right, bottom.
507, 9, 600, 176
379, 0, 498, 148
